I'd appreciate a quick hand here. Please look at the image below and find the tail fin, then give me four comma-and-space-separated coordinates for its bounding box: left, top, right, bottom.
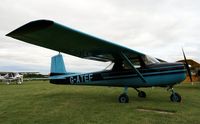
50, 53, 67, 76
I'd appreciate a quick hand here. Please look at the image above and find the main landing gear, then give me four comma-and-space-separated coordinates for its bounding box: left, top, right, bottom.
134, 88, 146, 98
118, 87, 147, 103
118, 86, 182, 103
118, 93, 129, 103
168, 87, 182, 102
118, 87, 129, 103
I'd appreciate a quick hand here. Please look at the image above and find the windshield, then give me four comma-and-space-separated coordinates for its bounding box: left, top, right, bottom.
142, 55, 160, 65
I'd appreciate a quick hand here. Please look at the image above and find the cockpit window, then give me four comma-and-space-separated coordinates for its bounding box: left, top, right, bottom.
142, 55, 160, 65
111, 55, 159, 71
112, 57, 142, 71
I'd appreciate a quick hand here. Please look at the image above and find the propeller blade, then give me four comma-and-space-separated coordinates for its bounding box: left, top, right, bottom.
182, 48, 193, 82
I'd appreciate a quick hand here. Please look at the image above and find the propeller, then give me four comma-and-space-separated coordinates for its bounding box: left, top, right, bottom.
182, 48, 193, 83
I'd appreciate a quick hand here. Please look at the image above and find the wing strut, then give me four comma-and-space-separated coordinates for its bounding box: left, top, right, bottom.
121, 52, 147, 84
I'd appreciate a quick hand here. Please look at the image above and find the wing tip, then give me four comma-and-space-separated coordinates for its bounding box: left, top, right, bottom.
6, 19, 54, 37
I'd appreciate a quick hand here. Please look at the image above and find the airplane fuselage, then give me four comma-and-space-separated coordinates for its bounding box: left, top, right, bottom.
50, 62, 186, 88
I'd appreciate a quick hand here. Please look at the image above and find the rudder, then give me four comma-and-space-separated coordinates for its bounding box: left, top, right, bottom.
50, 53, 67, 76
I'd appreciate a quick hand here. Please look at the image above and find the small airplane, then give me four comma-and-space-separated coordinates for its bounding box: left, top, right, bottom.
6, 20, 192, 103
0, 72, 23, 84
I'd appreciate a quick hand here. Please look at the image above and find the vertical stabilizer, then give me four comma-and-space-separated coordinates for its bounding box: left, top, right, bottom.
50, 53, 67, 76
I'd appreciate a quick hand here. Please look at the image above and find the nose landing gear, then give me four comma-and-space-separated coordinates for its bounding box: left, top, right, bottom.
168, 87, 182, 102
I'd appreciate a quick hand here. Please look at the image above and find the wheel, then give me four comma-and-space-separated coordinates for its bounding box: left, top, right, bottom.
170, 92, 181, 102
118, 93, 129, 103
138, 91, 146, 98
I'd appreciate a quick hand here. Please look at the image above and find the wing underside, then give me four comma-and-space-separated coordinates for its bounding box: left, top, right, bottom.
6, 20, 145, 62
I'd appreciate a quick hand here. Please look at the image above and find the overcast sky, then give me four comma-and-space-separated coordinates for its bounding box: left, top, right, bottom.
1, 0, 200, 74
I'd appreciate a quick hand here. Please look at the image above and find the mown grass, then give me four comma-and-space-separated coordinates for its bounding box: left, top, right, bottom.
0, 81, 200, 124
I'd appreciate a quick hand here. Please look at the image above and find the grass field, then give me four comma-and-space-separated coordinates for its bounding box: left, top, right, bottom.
0, 81, 200, 124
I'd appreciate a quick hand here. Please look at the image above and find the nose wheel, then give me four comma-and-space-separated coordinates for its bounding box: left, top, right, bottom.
168, 87, 182, 102
170, 92, 181, 102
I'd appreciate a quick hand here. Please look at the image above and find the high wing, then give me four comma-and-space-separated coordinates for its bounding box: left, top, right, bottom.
6, 20, 145, 62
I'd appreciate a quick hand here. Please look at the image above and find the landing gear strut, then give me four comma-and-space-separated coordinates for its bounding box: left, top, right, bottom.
118, 87, 129, 103
168, 87, 182, 102
134, 88, 146, 98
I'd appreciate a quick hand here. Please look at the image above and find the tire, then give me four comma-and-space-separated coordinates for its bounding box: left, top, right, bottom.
118, 93, 129, 103
138, 91, 146, 98
170, 92, 181, 102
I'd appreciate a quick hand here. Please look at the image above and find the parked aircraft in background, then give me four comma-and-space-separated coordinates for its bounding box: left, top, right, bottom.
6, 20, 192, 103
0, 72, 23, 84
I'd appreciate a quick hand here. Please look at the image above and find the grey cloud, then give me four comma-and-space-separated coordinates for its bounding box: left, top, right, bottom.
0, 0, 200, 74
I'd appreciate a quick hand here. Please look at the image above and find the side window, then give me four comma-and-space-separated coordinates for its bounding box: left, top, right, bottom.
123, 57, 142, 69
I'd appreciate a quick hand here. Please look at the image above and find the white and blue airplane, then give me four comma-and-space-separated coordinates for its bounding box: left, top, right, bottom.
6, 20, 192, 103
